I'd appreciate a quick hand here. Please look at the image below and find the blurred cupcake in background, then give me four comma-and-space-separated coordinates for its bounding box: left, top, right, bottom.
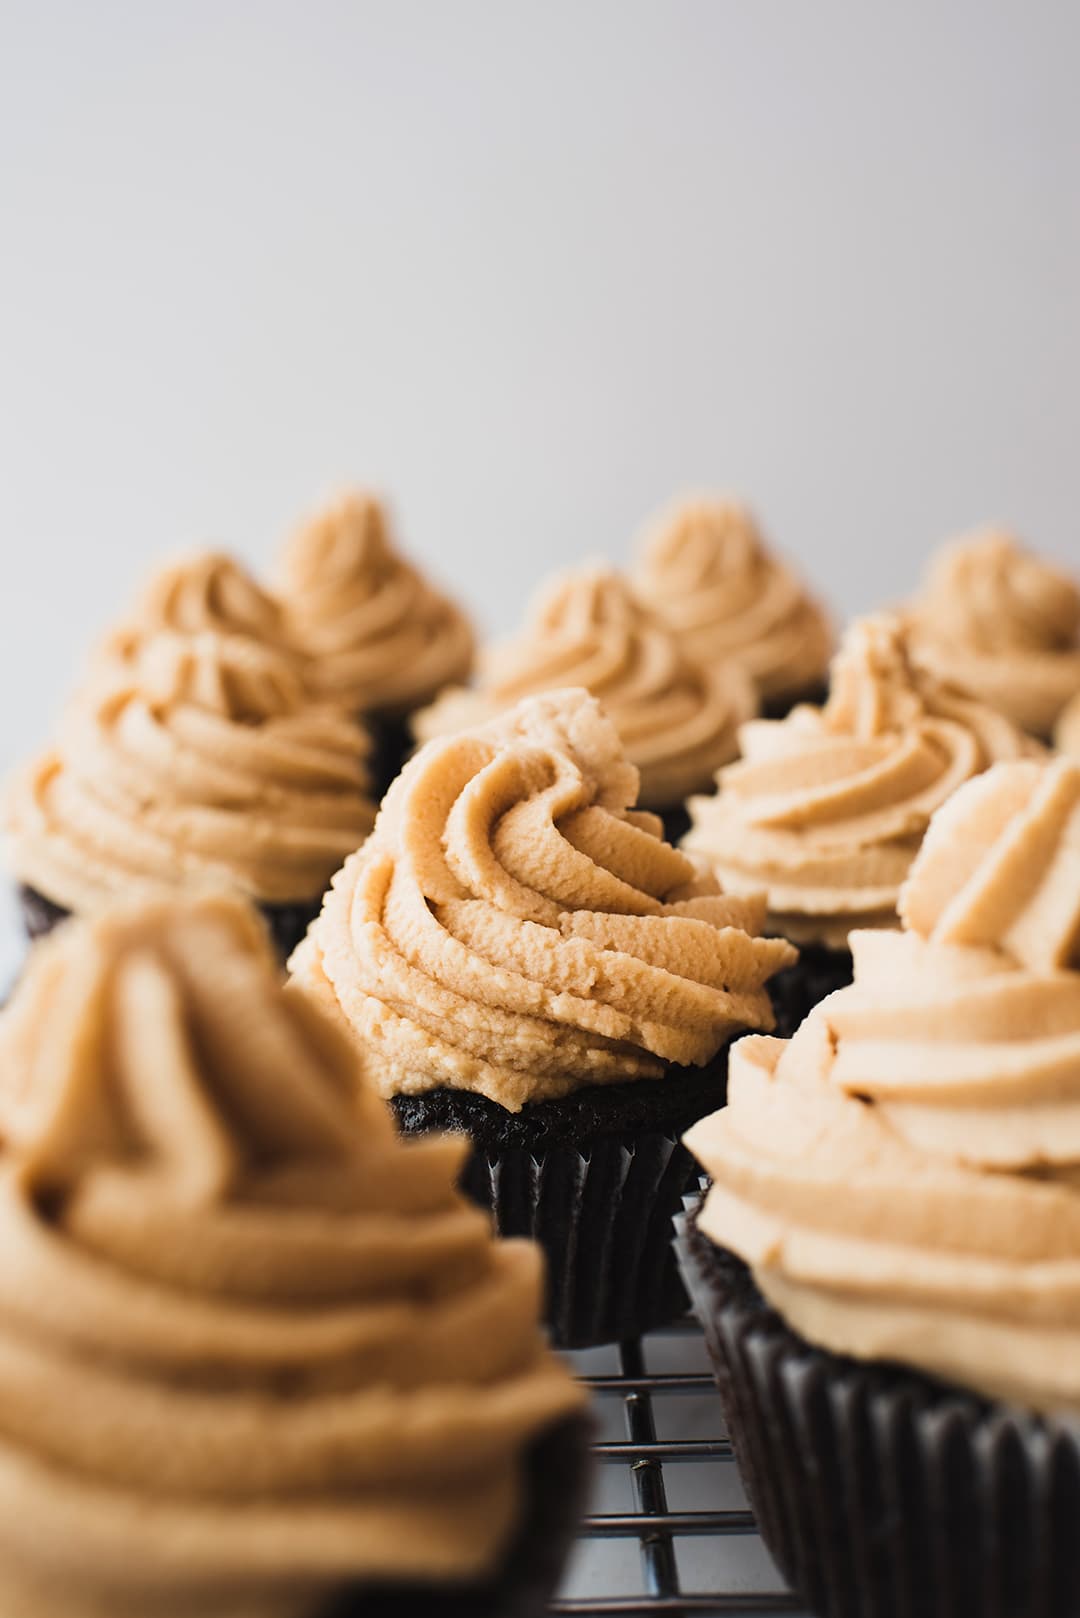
277, 489, 475, 790
5, 630, 376, 961
1057, 690, 1080, 757
676, 756, 1080, 1618
904, 526, 1080, 740
291, 688, 793, 1347
631, 495, 832, 719
414, 564, 756, 841
0, 892, 589, 1618
683, 614, 1037, 1033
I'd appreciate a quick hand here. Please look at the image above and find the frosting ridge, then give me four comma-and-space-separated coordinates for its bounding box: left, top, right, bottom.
632, 496, 832, 703
686, 758, 1080, 1412
277, 490, 474, 716
415, 566, 756, 808
0, 893, 584, 1615
684, 614, 1037, 947
6, 632, 376, 910
292, 689, 794, 1111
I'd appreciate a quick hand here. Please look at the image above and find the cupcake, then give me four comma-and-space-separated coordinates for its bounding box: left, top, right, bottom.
905, 527, 1080, 739
1056, 691, 1080, 758
100, 549, 295, 664
290, 687, 794, 1347
276, 490, 475, 789
676, 755, 1080, 1618
414, 564, 756, 841
0, 892, 589, 1618
5, 630, 376, 961
684, 614, 1037, 1034
631, 495, 832, 717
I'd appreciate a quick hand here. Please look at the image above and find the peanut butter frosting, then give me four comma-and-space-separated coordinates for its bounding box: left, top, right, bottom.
684, 615, 1037, 948
1056, 692, 1080, 760
632, 496, 832, 704
414, 567, 757, 809
6, 632, 376, 912
905, 528, 1080, 738
686, 758, 1080, 1413
291, 689, 794, 1112
276, 490, 475, 716
0, 894, 584, 1616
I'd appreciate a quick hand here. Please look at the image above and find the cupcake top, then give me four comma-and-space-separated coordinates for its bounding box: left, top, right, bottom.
686, 757, 1080, 1413
0, 894, 584, 1615
276, 489, 475, 716
414, 566, 757, 809
1056, 692, 1080, 759
905, 528, 1080, 738
6, 630, 376, 911
292, 689, 794, 1112
684, 615, 1037, 949
631, 496, 832, 705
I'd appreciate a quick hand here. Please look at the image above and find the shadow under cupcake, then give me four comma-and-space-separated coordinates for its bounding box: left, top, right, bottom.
676, 755, 1080, 1618
290, 686, 794, 1349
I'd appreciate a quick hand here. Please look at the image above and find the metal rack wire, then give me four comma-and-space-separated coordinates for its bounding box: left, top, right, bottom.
552, 1319, 805, 1618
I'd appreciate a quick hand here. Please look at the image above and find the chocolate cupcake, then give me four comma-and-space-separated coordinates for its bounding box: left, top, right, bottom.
677, 756, 1080, 1618
904, 527, 1080, 740
5, 630, 376, 961
276, 490, 475, 790
683, 614, 1037, 1035
631, 495, 833, 718
414, 564, 756, 840
291, 688, 793, 1346
0, 892, 589, 1618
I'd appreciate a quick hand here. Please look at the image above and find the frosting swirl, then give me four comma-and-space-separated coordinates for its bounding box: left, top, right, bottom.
6, 632, 376, 910
906, 528, 1080, 737
291, 690, 794, 1111
632, 496, 832, 704
684, 615, 1037, 948
414, 567, 756, 809
1056, 692, 1080, 760
687, 758, 1080, 1412
0, 894, 584, 1615
277, 490, 475, 716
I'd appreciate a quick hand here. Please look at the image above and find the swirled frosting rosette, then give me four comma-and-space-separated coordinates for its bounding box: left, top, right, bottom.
0, 894, 584, 1616
905, 528, 1080, 738
276, 490, 475, 716
686, 757, 1080, 1412
632, 496, 832, 707
292, 689, 794, 1112
1056, 691, 1080, 759
683, 615, 1037, 947
414, 567, 756, 809
6, 631, 376, 914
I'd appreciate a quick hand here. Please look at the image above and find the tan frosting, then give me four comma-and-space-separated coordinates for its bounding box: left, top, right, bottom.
632, 496, 832, 704
686, 758, 1080, 1413
1056, 692, 1080, 759
277, 490, 475, 716
684, 615, 1038, 948
0, 894, 584, 1616
906, 529, 1080, 738
291, 689, 794, 1111
6, 632, 376, 910
414, 567, 757, 809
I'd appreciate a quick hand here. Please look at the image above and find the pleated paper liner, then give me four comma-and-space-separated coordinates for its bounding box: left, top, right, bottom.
391, 1060, 729, 1349
675, 1202, 1080, 1618
16, 883, 317, 966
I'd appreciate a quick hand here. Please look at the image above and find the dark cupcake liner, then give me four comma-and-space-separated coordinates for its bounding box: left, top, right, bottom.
391, 1060, 729, 1348
761, 680, 829, 721
659, 802, 692, 846
675, 1202, 1080, 1618
366, 711, 415, 797
767, 943, 852, 1039
328, 1412, 592, 1618
15, 884, 318, 968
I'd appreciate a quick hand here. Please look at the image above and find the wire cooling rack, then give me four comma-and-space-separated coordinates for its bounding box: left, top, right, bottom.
553, 1319, 806, 1618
